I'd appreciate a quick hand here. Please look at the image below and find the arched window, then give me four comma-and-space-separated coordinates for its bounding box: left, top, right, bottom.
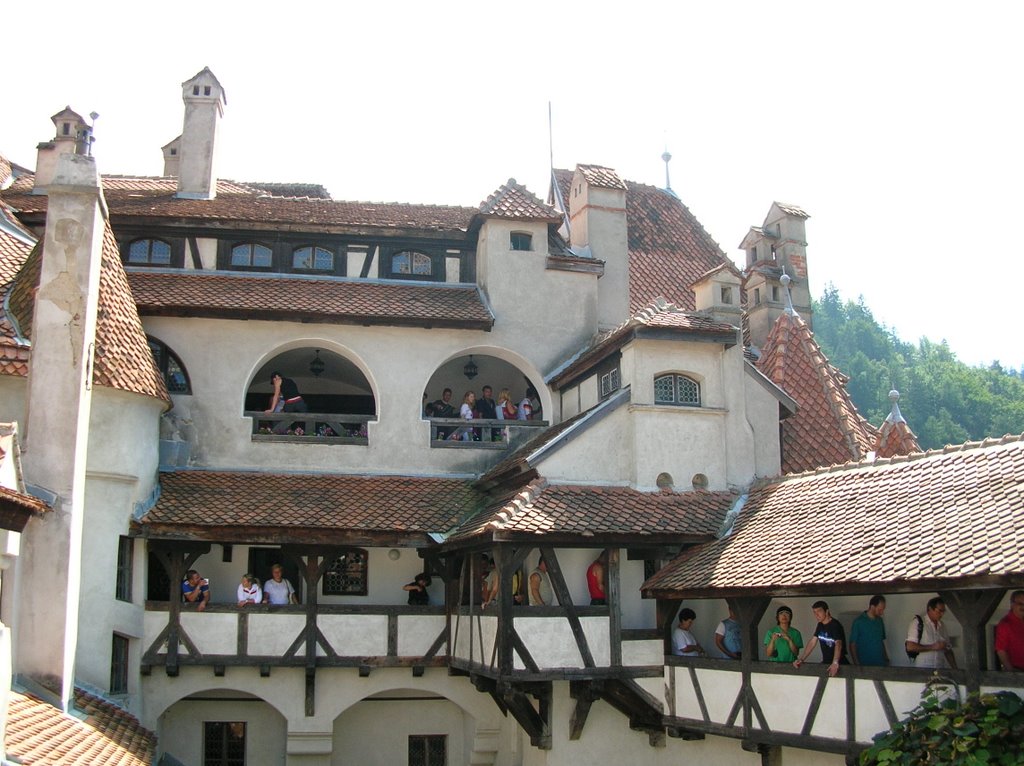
391, 250, 432, 277
293, 246, 334, 271
654, 373, 700, 407
322, 549, 368, 596
127, 238, 172, 266
231, 243, 273, 268
147, 337, 192, 394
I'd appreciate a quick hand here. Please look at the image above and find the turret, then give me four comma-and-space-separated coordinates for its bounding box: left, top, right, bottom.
32, 107, 89, 193
175, 67, 226, 200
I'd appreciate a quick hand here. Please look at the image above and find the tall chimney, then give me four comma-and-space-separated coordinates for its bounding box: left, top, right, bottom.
162, 135, 181, 177
17, 151, 105, 711
32, 107, 87, 193
175, 67, 226, 200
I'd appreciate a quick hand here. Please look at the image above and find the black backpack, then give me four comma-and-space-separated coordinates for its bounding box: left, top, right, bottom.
906, 615, 923, 659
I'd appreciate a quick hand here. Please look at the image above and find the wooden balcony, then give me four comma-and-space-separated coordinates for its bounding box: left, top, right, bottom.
428, 417, 548, 449
245, 411, 373, 444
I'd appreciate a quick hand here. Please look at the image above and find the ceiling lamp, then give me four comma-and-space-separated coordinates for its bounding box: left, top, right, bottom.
309, 349, 325, 377
463, 355, 478, 380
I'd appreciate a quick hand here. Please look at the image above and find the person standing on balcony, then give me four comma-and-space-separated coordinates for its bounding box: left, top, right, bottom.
454, 391, 476, 441
995, 590, 1024, 671
850, 595, 890, 666
262, 564, 298, 605
182, 570, 210, 611
237, 574, 262, 607
403, 572, 432, 605
764, 606, 803, 662
529, 557, 554, 606
672, 609, 704, 656
794, 600, 847, 676
481, 556, 497, 609
496, 389, 517, 420
266, 372, 308, 434
906, 596, 957, 669
587, 551, 608, 605
714, 606, 742, 659
477, 385, 497, 419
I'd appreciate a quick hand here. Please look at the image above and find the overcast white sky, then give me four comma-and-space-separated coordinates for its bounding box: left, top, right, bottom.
4, 1, 1021, 369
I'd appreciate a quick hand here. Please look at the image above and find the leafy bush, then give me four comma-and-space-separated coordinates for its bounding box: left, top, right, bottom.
860, 683, 1024, 765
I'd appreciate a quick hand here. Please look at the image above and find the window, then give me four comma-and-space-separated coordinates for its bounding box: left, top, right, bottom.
322, 549, 368, 596
293, 246, 334, 271
510, 232, 532, 251
719, 286, 733, 305
110, 634, 129, 694
127, 238, 172, 266
599, 368, 620, 399
116, 536, 133, 602
147, 337, 192, 394
754, 288, 761, 305
204, 722, 246, 766
392, 250, 432, 277
409, 735, 446, 766
654, 374, 701, 407
771, 285, 780, 302
230, 243, 273, 268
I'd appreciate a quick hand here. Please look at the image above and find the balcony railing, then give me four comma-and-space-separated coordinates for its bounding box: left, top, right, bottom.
428, 417, 548, 449
245, 411, 373, 444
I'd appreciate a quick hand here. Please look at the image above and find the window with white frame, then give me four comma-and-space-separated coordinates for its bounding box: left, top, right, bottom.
654, 373, 700, 407
599, 368, 620, 399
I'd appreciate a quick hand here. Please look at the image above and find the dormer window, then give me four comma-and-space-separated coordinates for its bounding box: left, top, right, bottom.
62, 122, 71, 136
204, 85, 212, 96
293, 246, 334, 271
719, 286, 733, 305
231, 243, 273, 268
510, 232, 532, 251
192, 85, 200, 96
654, 373, 701, 407
127, 238, 172, 266
392, 250, 432, 277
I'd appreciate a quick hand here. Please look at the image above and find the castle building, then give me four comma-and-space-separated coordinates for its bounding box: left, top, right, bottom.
0, 69, 1020, 766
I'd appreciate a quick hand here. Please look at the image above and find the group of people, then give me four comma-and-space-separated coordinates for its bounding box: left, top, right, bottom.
425, 385, 541, 441
477, 551, 608, 608
181, 564, 300, 609
672, 593, 1024, 675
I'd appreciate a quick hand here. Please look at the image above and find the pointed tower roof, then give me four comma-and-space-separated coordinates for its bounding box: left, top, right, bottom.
757, 308, 877, 473
478, 179, 561, 222
3, 221, 169, 405
874, 390, 921, 458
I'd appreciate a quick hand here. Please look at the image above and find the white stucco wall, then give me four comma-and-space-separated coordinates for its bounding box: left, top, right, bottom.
160, 694, 287, 766
0, 378, 26, 426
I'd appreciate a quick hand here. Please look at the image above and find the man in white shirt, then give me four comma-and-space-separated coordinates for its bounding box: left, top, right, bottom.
905, 596, 957, 669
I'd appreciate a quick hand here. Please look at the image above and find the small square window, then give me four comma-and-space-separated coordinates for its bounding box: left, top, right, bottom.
193, 85, 200, 96
720, 286, 733, 305
204, 722, 246, 766
409, 735, 446, 766
204, 85, 212, 96
599, 368, 620, 399
510, 232, 532, 251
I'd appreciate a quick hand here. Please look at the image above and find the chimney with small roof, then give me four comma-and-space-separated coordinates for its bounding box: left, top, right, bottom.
175, 67, 225, 200
162, 135, 181, 177
32, 107, 88, 193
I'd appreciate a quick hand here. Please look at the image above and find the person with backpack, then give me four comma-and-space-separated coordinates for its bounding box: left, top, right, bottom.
905, 596, 957, 668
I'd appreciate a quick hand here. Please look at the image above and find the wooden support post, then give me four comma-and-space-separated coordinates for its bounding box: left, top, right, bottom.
657, 598, 681, 652
939, 588, 1005, 692
569, 680, 603, 740
728, 596, 771, 732
495, 546, 514, 676
540, 547, 595, 667
608, 548, 622, 667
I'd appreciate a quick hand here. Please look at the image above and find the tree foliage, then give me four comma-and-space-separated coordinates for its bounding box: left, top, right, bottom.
860, 685, 1024, 765
812, 286, 1024, 450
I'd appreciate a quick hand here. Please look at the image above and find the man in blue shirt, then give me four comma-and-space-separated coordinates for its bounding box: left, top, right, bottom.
714, 607, 742, 659
850, 595, 889, 666
182, 569, 210, 611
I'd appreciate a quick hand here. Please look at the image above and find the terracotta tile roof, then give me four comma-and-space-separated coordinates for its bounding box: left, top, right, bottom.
241, 180, 332, 199
553, 168, 730, 312
756, 310, 876, 473
688, 261, 744, 288
576, 164, 627, 190
643, 434, 1024, 598
0, 155, 11, 187
2, 176, 477, 233
774, 201, 810, 219
0, 201, 36, 285
450, 478, 735, 543
548, 299, 737, 389
127, 271, 494, 329
140, 471, 484, 541
5, 687, 156, 766
874, 392, 921, 458
1, 225, 169, 403
478, 179, 562, 222
0, 484, 49, 515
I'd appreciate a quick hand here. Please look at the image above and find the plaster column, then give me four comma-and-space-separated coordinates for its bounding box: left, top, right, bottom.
17, 152, 105, 710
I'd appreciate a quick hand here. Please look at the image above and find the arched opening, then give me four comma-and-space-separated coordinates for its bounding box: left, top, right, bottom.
244, 347, 376, 442
423, 353, 547, 448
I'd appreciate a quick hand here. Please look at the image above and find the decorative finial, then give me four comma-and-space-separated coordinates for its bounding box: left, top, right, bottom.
661, 149, 673, 191
780, 272, 796, 317
886, 390, 906, 423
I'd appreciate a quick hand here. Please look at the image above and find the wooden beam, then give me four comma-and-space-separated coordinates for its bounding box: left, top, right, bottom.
608, 548, 622, 667
800, 676, 829, 736
539, 547, 595, 667
568, 680, 603, 740
510, 630, 540, 674
940, 587, 1005, 690
495, 546, 514, 676
502, 682, 551, 750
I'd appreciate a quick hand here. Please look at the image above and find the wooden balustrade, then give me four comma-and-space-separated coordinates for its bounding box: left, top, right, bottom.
244, 411, 373, 444
428, 417, 548, 448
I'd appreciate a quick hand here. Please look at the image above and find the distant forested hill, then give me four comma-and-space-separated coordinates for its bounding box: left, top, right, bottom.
810, 286, 1024, 450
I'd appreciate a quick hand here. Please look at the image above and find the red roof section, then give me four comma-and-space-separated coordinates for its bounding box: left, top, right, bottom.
478, 179, 562, 222
140, 471, 482, 541
127, 271, 494, 329
643, 435, 1024, 597
874, 396, 922, 458
553, 168, 730, 312
5, 687, 157, 766
576, 164, 627, 190
756, 310, 876, 473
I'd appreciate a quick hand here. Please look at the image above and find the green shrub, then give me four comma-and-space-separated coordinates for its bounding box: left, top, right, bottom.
860, 682, 1024, 765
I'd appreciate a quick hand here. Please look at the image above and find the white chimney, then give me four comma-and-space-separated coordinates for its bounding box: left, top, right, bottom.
32, 107, 87, 193
162, 135, 181, 177
176, 67, 226, 200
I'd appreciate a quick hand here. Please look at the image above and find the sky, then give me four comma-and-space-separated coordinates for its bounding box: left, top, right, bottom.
3, 1, 1021, 369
